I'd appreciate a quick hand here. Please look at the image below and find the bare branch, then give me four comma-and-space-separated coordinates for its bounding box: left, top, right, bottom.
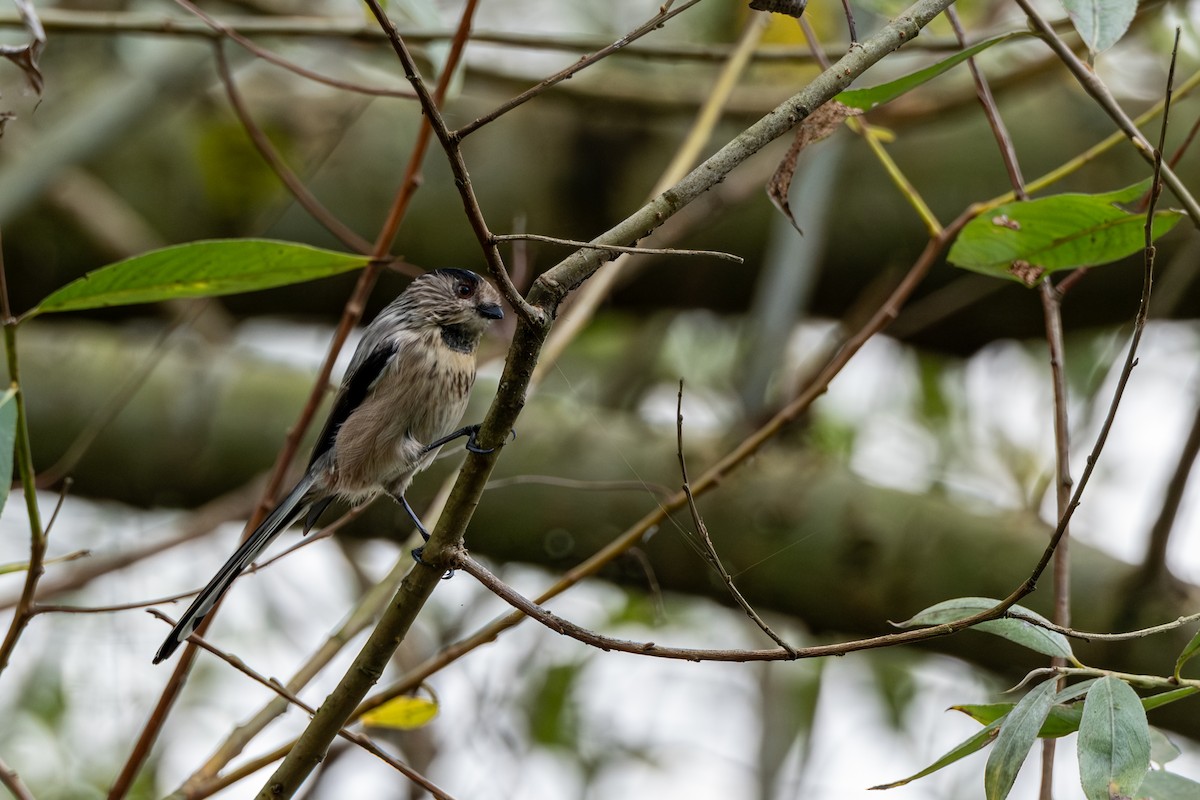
676, 381, 796, 654
212, 42, 373, 254
491, 233, 744, 263
147, 610, 460, 800
455, 0, 705, 139
0, 755, 34, 800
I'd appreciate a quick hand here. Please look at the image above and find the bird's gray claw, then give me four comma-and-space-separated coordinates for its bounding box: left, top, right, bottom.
465, 424, 492, 454
410, 546, 454, 579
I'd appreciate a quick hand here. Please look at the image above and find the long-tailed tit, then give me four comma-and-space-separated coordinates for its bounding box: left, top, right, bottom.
154, 269, 504, 663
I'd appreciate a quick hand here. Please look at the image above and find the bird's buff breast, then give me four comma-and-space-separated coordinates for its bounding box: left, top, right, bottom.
331, 342, 475, 496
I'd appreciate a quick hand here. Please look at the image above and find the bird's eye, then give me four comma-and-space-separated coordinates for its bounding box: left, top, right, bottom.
456, 282, 475, 299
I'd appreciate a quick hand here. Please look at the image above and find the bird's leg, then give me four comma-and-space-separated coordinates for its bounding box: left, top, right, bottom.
423, 423, 516, 456
395, 493, 431, 541
393, 492, 453, 579
423, 423, 488, 454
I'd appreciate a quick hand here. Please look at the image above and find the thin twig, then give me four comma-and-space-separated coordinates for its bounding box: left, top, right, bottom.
172, 0, 414, 98
247, 503, 368, 571
0, 224, 47, 680
484, 474, 674, 497
454, 0, 706, 139
1048, 665, 1200, 692
1037, 275, 1071, 798
491, 233, 744, 263
41, 477, 72, 538
0, 8, 901, 61
0, 548, 88, 577
34, 591, 197, 616
1008, 609, 1200, 643
947, 7, 1025, 194
998, 38, 1174, 624
676, 381, 796, 654
533, 9, 769, 384
1014, 0, 1200, 227
455, 552, 1017, 663
1140, 395, 1200, 582
213, 42, 373, 254
146, 610, 459, 800
0, 755, 34, 800
1133, 31, 1181, 584
0, 479, 257, 612
36, 308, 202, 488
365, 0, 538, 324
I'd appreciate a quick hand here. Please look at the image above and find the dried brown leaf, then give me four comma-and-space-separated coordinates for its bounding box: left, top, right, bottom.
1, 0, 46, 96
766, 100, 858, 234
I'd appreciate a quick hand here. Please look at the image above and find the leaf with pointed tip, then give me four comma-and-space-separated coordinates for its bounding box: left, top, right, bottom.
870, 718, 1001, 790
953, 702, 1082, 739
30, 239, 369, 317
985, 680, 1058, 800
896, 597, 1074, 660
837, 32, 1026, 111
1060, 0, 1138, 54
1173, 628, 1200, 680
948, 182, 1182, 286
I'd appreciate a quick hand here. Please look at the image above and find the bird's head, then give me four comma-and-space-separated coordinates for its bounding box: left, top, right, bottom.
390, 270, 504, 354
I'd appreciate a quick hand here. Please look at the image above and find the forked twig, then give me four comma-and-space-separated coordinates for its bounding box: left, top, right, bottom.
676, 381, 796, 654
147, 610, 459, 800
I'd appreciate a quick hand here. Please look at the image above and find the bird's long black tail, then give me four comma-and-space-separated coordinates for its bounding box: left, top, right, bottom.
153, 473, 317, 663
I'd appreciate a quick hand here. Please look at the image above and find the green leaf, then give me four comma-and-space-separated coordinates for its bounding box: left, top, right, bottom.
1148, 727, 1181, 767
948, 182, 1182, 286
896, 597, 1074, 660
1078, 676, 1151, 800
985, 680, 1058, 800
0, 388, 16, 519
1141, 686, 1199, 713
837, 32, 1027, 111
870, 718, 1001, 790
1060, 0, 1138, 54
30, 239, 370, 316
1135, 769, 1200, 800
954, 702, 1082, 739
1173, 628, 1200, 680
952, 681, 1194, 746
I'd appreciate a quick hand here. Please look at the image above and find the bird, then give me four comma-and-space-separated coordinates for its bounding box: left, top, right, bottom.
154, 268, 504, 663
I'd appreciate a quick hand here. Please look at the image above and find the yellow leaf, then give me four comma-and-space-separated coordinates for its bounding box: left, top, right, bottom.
361, 695, 439, 730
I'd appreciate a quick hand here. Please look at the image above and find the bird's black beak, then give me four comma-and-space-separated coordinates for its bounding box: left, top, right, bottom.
478, 302, 504, 320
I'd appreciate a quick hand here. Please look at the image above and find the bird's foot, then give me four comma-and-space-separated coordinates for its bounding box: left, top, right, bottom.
410, 545, 453, 579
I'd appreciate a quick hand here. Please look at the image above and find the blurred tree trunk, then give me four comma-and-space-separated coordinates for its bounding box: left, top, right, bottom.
13, 322, 1200, 737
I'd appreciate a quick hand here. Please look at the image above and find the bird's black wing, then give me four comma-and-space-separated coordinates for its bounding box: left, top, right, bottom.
307, 339, 399, 470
